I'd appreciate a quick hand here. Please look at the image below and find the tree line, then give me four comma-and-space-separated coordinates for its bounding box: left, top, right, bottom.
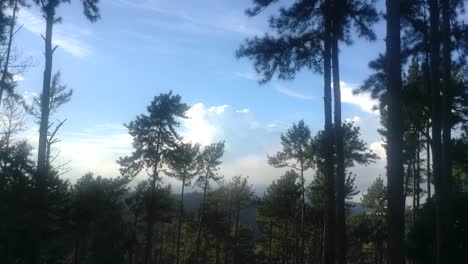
0, 0, 467, 263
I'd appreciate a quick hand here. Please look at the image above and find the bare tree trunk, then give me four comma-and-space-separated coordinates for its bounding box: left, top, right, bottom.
195, 172, 209, 260
224, 194, 233, 264
158, 222, 165, 264
33, 7, 55, 264
145, 131, 161, 264
412, 152, 417, 224
332, 19, 346, 264
441, 0, 452, 193
232, 204, 241, 264
404, 158, 413, 204
322, 1, 335, 262
0, 0, 18, 107
426, 137, 431, 200
300, 164, 305, 264
269, 220, 273, 264
429, 0, 446, 263
416, 136, 421, 209
386, 0, 404, 263
176, 177, 186, 264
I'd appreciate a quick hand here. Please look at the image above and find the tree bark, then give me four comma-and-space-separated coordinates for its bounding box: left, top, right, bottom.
322, 1, 335, 263
299, 162, 305, 264
441, 0, 452, 193
33, 7, 55, 264
429, 0, 446, 262
145, 131, 161, 264
426, 137, 431, 200
232, 203, 241, 264
269, 220, 273, 264
176, 177, 186, 264
195, 171, 210, 260
332, 18, 346, 264
386, 0, 404, 263
224, 194, 233, 264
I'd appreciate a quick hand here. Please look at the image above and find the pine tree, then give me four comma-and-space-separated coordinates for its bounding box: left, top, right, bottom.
385, 0, 404, 263
166, 142, 202, 264
268, 120, 313, 261
194, 141, 225, 261
31, 1, 100, 262
119, 92, 189, 264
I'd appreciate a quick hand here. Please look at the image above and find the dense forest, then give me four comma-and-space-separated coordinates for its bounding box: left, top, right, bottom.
0, 0, 467, 264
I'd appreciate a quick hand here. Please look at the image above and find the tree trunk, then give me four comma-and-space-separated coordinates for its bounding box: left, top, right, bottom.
158, 222, 165, 264
386, 0, 404, 263
426, 137, 431, 200
300, 163, 305, 264
33, 8, 55, 264
215, 237, 220, 264
269, 220, 273, 264
224, 194, 233, 264
332, 18, 346, 264
232, 204, 241, 264
176, 177, 186, 264
441, 0, 452, 193
195, 172, 210, 259
416, 137, 421, 209
412, 151, 417, 224
145, 131, 161, 264
0, 0, 18, 107
404, 158, 412, 205
322, 1, 335, 262
429, 0, 446, 262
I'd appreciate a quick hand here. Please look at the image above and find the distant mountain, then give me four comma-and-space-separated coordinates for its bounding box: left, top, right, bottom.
177, 193, 374, 241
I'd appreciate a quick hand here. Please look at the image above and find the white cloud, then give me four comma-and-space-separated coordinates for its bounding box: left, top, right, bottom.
340, 81, 378, 114
370, 140, 386, 159
13, 74, 24, 82
182, 103, 219, 146
17, 9, 93, 58
21, 91, 38, 105
221, 154, 286, 187
208, 104, 229, 115
275, 85, 315, 100
56, 131, 133, 178
236, 108, 250, 114
345, 116, 360, 123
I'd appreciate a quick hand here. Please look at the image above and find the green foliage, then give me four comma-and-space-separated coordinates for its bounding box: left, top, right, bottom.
268, 120, 313, 171
119, 92, 190, 178
361, 177, 386, 213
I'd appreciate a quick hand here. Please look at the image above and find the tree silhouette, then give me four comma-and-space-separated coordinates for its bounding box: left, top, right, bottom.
119, 92, 189, 264
268, 119, 313, 261
166, 142, 202, 264
385, 0, 404, 263
30, 1, 100, 262
194, 141, 225, 261
236, 1, 335, 261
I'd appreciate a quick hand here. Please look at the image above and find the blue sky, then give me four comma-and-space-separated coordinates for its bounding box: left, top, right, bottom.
13, 0, 388, 197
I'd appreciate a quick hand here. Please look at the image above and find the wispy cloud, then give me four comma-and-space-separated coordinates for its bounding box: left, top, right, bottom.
208, 104, 229, 115
275, 85, 315, 100
116, 0, 260, 36
17, 9, 94, 58
233, 71, 259, 81
236, 108, 250, 114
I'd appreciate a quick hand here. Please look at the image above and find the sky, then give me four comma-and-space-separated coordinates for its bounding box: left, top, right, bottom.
12, 0, 389, 199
